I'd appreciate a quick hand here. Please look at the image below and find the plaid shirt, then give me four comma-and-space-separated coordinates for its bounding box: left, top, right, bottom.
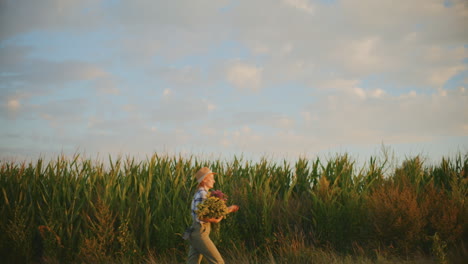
191, 187, 208, 223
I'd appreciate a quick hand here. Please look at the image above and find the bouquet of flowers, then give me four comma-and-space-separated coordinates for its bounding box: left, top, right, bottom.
195, 190, 229, 220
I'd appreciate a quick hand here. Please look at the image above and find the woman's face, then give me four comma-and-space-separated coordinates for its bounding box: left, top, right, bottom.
203, 174, 215, 189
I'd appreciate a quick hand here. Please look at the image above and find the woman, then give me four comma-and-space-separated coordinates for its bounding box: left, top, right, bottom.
187, 167, 239, 264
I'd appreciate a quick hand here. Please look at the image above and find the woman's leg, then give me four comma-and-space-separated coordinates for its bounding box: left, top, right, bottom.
187, 223, 224, 264
187, 245, 203, 264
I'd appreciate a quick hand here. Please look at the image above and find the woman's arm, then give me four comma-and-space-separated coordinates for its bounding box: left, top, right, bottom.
227, 205, 239, 213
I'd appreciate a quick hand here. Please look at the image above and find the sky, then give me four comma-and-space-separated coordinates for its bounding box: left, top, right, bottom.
1, 0, 467, 165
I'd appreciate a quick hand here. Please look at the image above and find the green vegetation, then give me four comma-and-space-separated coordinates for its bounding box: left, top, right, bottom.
0, 152, 467, 263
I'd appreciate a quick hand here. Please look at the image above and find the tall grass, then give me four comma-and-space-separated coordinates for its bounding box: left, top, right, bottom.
0, 152, 467, 263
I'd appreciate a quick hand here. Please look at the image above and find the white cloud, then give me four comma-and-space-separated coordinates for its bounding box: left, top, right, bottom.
4, 0, 464, 93
438, 88, 447, 97
370, 89, 386, 98
346, 37, 381, 72
428, 65, 466, 87
301, 111, 312, 123
122, 104, 136, 113
35, 99, 88, 121
0, 48, 111, 102
318, 79, 378, 99
229, 0, 467, 90
1, 0, 467, 162
214, 126, 320, 158
157, 66, 208, 90
353, 87, 367, 99
226, 62, 263, 91
150, 95, 216, 123
398, 90, 417, 99
201, 127, 217, 136
207, 104, 216, 111
218, 112, 296, 131
319, 79, 360, 90
7, 99, 20, 111
282, 0, 315, 15
281, 43, 294, 55
220, 138, 231, 147
94, 77, 120, 95
276, 116, 295, 129
0, 0, 104, 41
304, 87, 468, 146
202, 99, 216, 111
251, 42, 270, 55
83, 67, 107, 79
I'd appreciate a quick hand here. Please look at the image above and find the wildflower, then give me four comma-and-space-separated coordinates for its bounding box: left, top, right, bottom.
210, 190, 228, 201
196, 191, 229, 220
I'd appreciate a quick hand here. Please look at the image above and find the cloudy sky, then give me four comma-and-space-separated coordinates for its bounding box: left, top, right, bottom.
1, 0, 467, 164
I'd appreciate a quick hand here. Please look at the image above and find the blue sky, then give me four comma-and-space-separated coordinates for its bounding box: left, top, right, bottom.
1, 0, 467, 165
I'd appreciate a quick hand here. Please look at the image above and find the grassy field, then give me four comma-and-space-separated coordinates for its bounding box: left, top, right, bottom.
0, 152, 467, 263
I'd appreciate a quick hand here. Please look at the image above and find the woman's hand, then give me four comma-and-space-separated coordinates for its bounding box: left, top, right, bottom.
228, 205, 240, 213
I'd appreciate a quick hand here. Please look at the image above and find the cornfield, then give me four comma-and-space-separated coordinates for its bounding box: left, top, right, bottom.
0, 153, 467, 263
